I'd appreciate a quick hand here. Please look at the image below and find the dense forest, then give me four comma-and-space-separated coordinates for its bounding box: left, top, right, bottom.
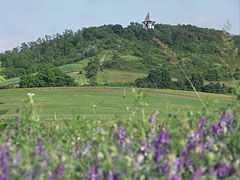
0, 23, 240, 82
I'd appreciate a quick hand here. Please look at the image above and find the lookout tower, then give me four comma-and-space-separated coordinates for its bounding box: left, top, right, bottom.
143, 12, 156, 30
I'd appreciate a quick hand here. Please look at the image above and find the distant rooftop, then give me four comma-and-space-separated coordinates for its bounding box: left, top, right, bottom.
144, 12, 155, 22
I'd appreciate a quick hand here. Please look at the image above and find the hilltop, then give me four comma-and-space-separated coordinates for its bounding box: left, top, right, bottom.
0, 23, 239, 87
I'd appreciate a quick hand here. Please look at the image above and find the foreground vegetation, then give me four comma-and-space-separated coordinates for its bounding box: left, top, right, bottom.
0, 86, 239, 179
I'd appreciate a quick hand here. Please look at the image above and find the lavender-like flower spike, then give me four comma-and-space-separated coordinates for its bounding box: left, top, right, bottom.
149, 111, 158, 126
172, 174, 180, 180
83, 141, 90, 155
70, 146, 77, 159
1, 146, 8, 180
153, 126, 169, 163
12, 151, 22, 169
106, 170, 114, 180
57, 164, 64, 180
193, 166, 203, 180
48, 173, 53, 180
216, 162, 230, 179
88, 168, 98, 180
34, 139, 43, 156
199, 115, 205, 130
14, 112, 19, 126
118, 126, 126, 147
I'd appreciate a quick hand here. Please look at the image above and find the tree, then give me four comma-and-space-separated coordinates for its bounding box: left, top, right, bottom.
19, 68, 77, 88
19, 75, 35, 88
135, 68, 171, 89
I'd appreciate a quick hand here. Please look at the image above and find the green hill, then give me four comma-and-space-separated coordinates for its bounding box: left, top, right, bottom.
0, 23, 239, 87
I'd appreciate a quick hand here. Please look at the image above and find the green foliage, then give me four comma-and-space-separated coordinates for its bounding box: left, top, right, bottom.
85, 58, 99, 86
19, 68, 77, 88
136, 68, 231, 94
0, 23, 239, 85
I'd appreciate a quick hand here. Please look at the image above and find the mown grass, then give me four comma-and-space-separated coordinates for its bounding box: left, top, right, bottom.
97, 70, 147, 85
58, 63, 83, 73
0, 87, 232, 122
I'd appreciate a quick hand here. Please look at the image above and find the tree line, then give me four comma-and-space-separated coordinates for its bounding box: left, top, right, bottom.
135, 68, 232, 94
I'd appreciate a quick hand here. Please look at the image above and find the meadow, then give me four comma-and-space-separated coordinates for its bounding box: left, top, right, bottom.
0, 86, 239, 179
0, 87, 232, 121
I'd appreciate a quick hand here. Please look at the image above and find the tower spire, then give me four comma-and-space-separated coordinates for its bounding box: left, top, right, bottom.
143, 12, 156, 30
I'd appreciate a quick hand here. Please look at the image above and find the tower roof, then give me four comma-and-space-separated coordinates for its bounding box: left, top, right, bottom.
144, 12, 154, 22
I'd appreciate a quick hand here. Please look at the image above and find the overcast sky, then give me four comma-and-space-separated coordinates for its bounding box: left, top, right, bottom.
0, 0, 239, 52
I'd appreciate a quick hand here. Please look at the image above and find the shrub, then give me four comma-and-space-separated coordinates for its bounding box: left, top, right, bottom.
19, 68, 77, 88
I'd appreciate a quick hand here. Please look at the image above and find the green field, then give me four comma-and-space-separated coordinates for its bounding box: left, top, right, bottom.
0, 87, 232, 122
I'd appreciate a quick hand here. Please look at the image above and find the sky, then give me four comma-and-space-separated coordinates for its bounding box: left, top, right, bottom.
0, 0, 239, 52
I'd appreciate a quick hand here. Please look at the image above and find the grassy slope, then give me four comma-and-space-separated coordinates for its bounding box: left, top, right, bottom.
0, 87, 232, 122
0, 51, 147, 87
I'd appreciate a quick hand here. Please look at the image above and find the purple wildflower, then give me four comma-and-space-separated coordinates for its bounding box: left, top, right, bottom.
1, 146, 8, 180
12, 151, 22, 168
172, 157, 181, 173
216, 162, 230, 178
161, 163, 169, 173
112, 124, 118, 140
48, 173, 53, 180
88, 167, 98, 180
14, 112, 19, 126
37, 139, 43, 153
172, 174, 180, 180
33, 139, 43, 156
70, 146, 77, 158
193, 166, 203, 180
198, 115, 205, 141
83, 141, 90, 155
158, 126, 168, 144
57, 164, 64, 180
6, 138, 12, 151
106, 170, 114, 180
149, 111, 158, 126
97, 168, 103, 176
153, 126, 169, 163
32, 166, 41, 179
197, 117, 205, 158
118, 126, 126, 146
204, 137, 211, 150
25, 173, 30, 180
211, 110, 233, 141
42, 160, 47, 167
226, 110, 233, 129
